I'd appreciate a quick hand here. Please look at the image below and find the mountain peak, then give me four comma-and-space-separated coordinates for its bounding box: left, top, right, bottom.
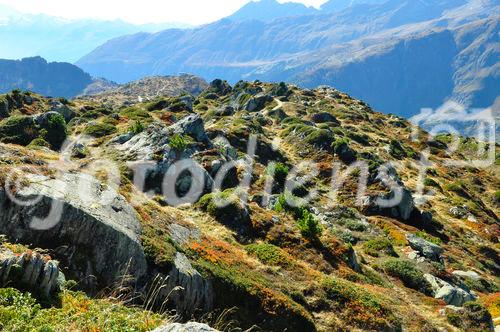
227, 0, 318, 22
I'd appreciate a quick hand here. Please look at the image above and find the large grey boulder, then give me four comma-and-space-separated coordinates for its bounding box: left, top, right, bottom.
0, 247, 63, 298
406, 234, 443, 261
117, 121, 214, 197
152, 322, 218, 332
0, 172, 148, 291
244, 93, 273, 112
366, 166, 416, 221
168, 114, 210, 144
154, 252, 214, 316
50, 100, 75, 122
424, 274, 476, 306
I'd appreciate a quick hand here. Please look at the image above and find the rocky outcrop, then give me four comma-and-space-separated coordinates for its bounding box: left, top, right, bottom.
49, 100, 75, 122
406, 234, 443, 262
424, 274, 476, 307
155, 253, 214, 316
244, 93, 273, 112
0, 172, 148, 292
152, 322, 218, 332
365, 167, 416, 221
0, 246, 63, 299
168, 114, 210, 144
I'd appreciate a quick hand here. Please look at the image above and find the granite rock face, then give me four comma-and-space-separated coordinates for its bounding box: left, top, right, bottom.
154, 253, 214, 316
406, 234, 444, 262
424, 274, 476, 307
0, 172, 148, 291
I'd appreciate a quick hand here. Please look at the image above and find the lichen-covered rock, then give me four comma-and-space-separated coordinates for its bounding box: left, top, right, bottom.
424, 274, 476, 306
0, 247, 63, 299
168, 114, 209, 144
152, 322, 218, 332
0, 172, 148, 292
406, 234, 443, 261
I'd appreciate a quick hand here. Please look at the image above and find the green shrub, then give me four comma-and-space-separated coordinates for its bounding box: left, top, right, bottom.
363, 237, 397, 257
267, 162, 289, 187
198, 189, 250, 228
28, 137, 51, 149
129, 120, 145, 134
84, 122, 117, 138
423, 178, 440, 189
0, 116, 39, 146
494, 190, 500, 202
304, 129, 334, 149
321, 277, 398, 330
120, 107, 152, 121
296, 208, 322, 240
446, 302, 493, 331
382, 259, 431, 294
169, 134, 191, 151
145, 99, 168, 112
42, 113, 67, 150
389, 140, 407, 159
246, 243, 290, 266
445, 181, 469, 198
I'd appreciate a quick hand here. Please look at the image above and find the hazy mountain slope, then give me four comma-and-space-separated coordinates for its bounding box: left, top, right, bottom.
288, 17, 499, 118
227, 0, 318, 22
78, 0, 474, 83
0, 4, 189, 63
320, 0, 388, 12
76, 0, 497, 120
0, 56, 93, 98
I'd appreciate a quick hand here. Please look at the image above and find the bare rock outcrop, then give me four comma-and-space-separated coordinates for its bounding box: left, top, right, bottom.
0, 246, 63, 298
0, 172, 148, 291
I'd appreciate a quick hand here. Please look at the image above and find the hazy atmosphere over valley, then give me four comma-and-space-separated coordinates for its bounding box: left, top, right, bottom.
0, 1, 498, 331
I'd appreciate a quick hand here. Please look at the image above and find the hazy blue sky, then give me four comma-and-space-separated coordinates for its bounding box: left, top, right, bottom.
0, 0, 328, 25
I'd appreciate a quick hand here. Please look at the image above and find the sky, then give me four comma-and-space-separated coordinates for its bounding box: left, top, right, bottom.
0, 0, 328, 25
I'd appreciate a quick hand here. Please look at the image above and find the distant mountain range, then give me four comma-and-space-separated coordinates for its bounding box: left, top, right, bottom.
0, 4, 190, 63
227, 0, 317, 22
0, 56, 207, 100
76, 0, 499, 118
0, 57, 93, 98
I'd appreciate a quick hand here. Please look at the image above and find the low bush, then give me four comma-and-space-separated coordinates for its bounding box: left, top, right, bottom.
0, 116, 39, 146
322, 277, 398, 330
389, 140, 406, 159
296, 208, 322, 240
129, 120, 145, 134
169, 134, 191, 152
446, 302, 493, 331
84, 122, 117, 138
120, 107, 151, 121
423, 178, 440, 189
41, 113, 67, 150
382, 259, 432, 294
246, 242, 290, 267
27, 137, 51, 149
304, 129, 334, 149
363, 237, 397, 257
